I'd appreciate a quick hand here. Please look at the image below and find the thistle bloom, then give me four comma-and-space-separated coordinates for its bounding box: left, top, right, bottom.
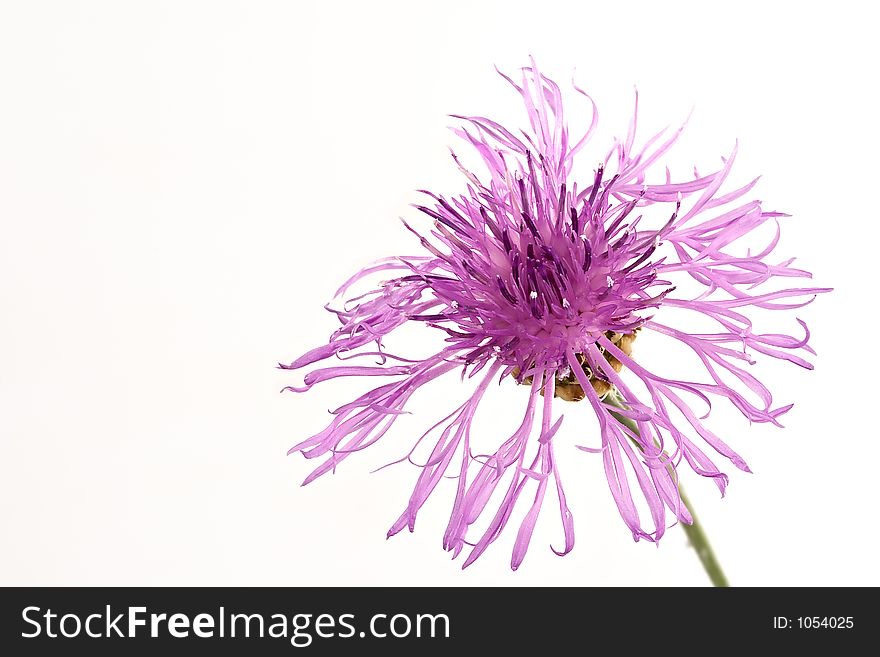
282, 64, 827, 570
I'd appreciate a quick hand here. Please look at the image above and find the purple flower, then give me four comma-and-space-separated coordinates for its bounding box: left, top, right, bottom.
282, 63, 828, 570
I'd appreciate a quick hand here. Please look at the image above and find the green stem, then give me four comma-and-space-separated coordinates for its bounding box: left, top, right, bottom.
603, 390, 730, 587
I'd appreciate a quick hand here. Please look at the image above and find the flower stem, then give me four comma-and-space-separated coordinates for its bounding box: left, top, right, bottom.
603, 390, 730, 587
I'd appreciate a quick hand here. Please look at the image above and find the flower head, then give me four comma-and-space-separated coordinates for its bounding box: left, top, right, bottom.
282, 62, 828, 570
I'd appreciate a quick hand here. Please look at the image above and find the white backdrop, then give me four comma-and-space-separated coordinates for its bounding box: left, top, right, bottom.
1, 0, 877, 586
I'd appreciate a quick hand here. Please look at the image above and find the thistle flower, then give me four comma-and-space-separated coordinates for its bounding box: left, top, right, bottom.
282, 62, 828, 572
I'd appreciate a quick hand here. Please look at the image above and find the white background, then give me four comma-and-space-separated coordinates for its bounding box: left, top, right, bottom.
1, 1, 877, 587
